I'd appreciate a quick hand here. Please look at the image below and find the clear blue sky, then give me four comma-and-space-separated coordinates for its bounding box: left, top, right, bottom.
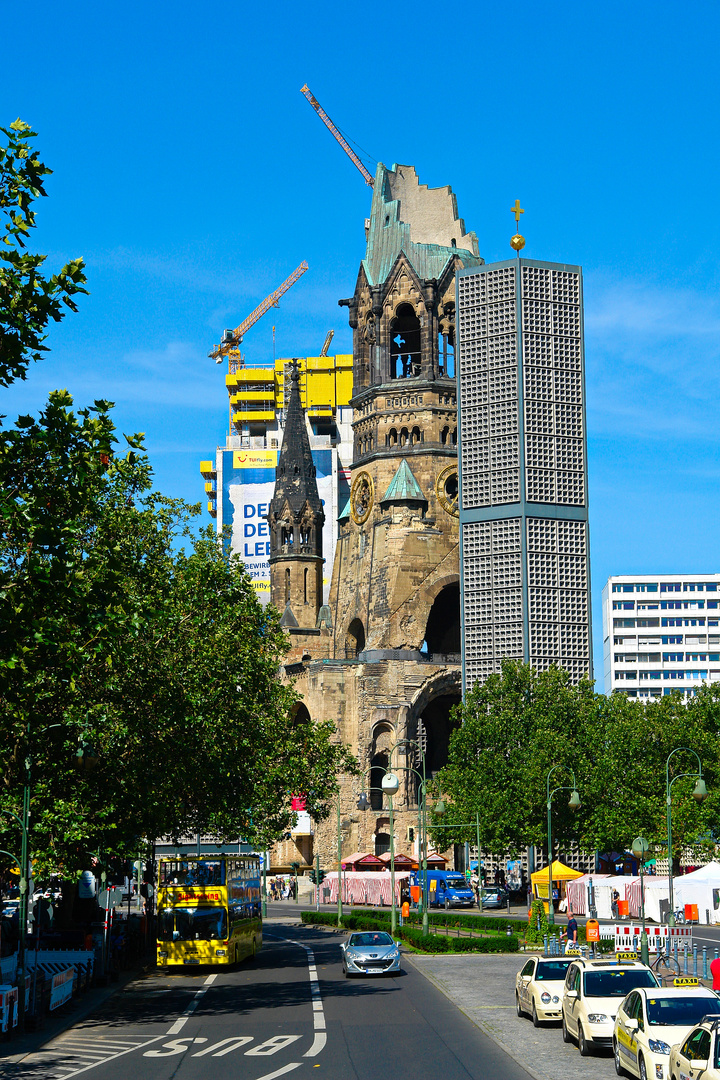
3, 0, 719, 682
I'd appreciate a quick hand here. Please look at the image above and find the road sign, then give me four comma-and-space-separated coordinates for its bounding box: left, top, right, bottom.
98, 887, 122, 909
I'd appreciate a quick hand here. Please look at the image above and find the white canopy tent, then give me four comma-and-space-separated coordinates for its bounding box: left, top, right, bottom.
674, 862, 720, 924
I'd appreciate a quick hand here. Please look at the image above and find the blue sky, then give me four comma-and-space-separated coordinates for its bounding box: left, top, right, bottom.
3, 0, 719, 682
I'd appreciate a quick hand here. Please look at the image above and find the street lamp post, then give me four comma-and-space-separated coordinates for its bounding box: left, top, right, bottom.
546, 766, 581, 926
381, 773, 400, 935
666, 748, 707, 926
631, 836, 650, 965
336, 797, 343, 928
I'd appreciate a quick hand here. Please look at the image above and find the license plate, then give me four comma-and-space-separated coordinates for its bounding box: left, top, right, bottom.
185, 958, 200, 965
366, 967, 383, 974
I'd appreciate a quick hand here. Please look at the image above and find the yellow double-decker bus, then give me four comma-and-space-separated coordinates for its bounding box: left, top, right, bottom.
156, 854, 262, 967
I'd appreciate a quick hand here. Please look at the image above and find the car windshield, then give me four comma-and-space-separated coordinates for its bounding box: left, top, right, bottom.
583, 969, 657, 997
158, 906, 228, 942
482, 888, 502, 896
348, 933, 393, 948
536, 960, 573, 980
646, 996, 719, 1027
445, 878, 467, 889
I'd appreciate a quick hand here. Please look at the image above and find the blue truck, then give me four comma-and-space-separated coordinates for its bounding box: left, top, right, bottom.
412, 869, 476, 909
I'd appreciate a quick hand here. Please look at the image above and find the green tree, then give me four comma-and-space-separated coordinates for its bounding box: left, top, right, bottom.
434, 660, 595, 857
0, 119, 86, 386
0, 121, 355, 877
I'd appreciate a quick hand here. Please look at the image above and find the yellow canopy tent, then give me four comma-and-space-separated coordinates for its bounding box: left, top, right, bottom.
531, 860, 583, 910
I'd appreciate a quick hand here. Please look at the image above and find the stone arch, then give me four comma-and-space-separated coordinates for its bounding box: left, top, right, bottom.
345, 617, 365, 659
291, 701, 311, 724
411, 426, 421, 445
404, 670, 462, 801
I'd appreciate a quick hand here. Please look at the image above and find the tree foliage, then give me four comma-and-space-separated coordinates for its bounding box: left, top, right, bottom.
436, 660, 720, 867
0, 120, 87, 386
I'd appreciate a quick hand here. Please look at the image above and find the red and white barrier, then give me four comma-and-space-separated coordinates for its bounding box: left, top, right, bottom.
611, 924, 692, 953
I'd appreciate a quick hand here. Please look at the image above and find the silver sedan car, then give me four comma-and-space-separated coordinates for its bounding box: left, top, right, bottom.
340, 931, 401, 977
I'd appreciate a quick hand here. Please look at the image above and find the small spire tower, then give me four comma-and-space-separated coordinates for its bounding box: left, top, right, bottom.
268, 361, 325, 627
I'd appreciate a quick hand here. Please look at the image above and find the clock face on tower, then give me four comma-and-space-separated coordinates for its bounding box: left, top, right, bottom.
350, 471, 374, 525
436, 465, 459, 517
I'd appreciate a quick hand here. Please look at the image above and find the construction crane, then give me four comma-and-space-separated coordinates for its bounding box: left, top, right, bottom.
320, 330, 334, 357
300, 85, 374, 187
209, 261, 309, 363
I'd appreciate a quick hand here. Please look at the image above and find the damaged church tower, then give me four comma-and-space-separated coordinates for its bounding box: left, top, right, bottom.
268, 164, 484, 872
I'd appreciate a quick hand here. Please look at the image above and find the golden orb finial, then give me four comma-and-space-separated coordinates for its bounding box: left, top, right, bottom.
510, 199, 525, 253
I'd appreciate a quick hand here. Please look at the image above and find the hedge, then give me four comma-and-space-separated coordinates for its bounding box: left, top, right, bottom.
301, 910, 518, 953
349, 906, 528, 934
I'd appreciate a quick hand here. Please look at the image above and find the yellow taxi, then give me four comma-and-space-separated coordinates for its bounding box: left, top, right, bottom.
668, 1016, 720, 1080
562, 953, 659, 1055
613, 979, 720, 1080
515, 955, 575, 1025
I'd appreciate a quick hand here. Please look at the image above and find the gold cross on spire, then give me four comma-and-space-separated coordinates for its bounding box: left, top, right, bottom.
511, 199, 524, 227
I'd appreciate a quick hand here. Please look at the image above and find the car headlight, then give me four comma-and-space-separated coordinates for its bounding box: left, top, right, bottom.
648, 1039, 671, 1055
587, 1013, 608, 1023
552, 995, 560, 1004
541, 992, 551, 1004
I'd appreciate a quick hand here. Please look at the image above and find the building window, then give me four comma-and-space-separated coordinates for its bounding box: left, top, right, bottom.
304, 567, 308, 605
661, 583, 682, 592
663, 653, 683, 662
285, 568, 291, 603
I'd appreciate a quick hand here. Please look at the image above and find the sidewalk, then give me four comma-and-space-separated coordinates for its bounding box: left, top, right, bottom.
0, 961, 149, 1066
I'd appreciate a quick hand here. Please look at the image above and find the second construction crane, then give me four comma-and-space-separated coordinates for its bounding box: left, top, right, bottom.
208, 261, 309, 363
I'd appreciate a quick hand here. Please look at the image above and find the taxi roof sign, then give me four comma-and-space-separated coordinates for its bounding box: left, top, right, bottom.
616, 951, 639, 961
673, 977, 700, 987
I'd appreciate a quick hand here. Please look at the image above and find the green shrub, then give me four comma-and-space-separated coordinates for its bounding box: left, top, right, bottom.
525, 899, 549, 944
349, 906, 528, 934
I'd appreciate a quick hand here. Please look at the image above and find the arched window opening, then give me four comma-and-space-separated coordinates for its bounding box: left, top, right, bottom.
389, 428, 398, 446
345, 618, 365, 659
400, 428, 409, 447
390, 303, 422, 379
440, 426, 449, 445
422, 584, 461, 656
284, 568, 291, 603
411, 426, 421, 445
303, 567, 308, 604
451, 427, 457, 446
374, 831, 391, 856
410, 694, 461, 802
300, 525, 310, 546
282, 525, 294, 547
438, 327, 456, 378
370, 752, 388, 811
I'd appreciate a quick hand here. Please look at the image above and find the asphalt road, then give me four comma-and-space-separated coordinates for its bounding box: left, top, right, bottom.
5, 919, 536, 1080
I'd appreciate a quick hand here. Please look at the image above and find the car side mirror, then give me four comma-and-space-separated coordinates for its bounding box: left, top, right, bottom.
628, 1019, 639, 1032
693, 1060, 708, 1071
566, 989, 578, 999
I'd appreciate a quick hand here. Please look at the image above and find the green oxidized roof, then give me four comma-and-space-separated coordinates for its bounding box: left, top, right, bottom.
382, 459, 425, 503
363, 163, 483, 287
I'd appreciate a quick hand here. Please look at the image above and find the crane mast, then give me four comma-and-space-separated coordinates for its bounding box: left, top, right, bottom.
209, 261, 309, 363
320, 329, 334, 357
300, 85, 374, 187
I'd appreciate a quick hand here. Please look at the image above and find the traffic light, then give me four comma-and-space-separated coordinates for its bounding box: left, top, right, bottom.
309, 869, 317, 884
317, 869, 326, 885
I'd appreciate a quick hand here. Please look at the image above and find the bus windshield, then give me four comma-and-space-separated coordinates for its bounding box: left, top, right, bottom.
158, 906, 228, 942
158, 861, 225, 886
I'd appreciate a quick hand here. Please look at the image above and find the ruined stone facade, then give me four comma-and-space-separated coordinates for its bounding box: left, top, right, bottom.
268, 164, 484, 873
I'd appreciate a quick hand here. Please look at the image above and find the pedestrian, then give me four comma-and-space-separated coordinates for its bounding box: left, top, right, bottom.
711, 955, 720, 991
566, 910, 578, 953
611, 888, 620, 919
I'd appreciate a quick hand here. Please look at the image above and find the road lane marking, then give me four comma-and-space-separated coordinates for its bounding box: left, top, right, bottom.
263, 933, 328, 1062
28, 1035, 164, 1078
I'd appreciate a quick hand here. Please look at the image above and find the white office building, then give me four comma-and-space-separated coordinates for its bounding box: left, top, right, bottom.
603, 574, 720, 697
